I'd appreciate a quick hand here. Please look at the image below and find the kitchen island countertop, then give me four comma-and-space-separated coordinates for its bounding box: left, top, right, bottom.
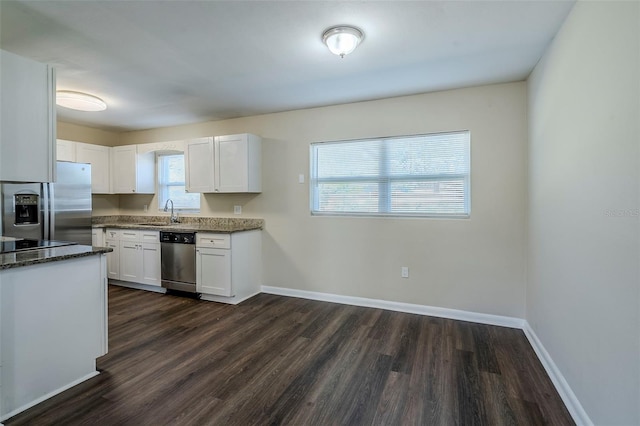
0, 245, 112, 270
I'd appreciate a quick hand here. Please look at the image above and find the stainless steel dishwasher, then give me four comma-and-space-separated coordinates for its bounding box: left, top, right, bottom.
160, 231, 197, 294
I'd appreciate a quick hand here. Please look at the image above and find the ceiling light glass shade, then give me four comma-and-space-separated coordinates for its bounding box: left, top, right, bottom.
322, 26, 364, 58
56, 91, 107, 111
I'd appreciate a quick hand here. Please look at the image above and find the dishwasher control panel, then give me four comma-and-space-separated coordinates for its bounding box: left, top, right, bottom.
160, 231, 195, 244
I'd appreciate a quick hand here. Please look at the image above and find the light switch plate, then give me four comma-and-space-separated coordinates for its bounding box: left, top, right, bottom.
298, 174, 305, 184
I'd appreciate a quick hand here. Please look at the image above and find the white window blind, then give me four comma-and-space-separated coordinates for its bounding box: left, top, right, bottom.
157, 154, 200, 211
310, 131, 470, 217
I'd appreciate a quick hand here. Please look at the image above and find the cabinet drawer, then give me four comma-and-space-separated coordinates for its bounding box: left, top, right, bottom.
196, 233, 231, 249
141, 231, 159, 242
120, 230, 140, 241
106, 229, 121, 240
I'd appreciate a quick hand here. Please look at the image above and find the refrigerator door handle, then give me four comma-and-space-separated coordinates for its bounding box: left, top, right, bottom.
44, 183, 52, 240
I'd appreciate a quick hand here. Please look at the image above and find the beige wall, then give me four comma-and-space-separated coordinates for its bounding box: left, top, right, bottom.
57, 121, 120, 146
91, 194, 120, 216
121, 83, 528, 317
527, 1, 639, 424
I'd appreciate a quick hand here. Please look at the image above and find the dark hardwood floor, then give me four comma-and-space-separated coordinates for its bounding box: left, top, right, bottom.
6, 285, 574, 425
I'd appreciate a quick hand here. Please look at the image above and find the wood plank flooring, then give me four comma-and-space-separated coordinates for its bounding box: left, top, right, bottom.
6, 285, 574, 425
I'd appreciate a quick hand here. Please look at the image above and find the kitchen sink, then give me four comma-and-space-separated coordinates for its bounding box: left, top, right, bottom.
136, 222, 171, 226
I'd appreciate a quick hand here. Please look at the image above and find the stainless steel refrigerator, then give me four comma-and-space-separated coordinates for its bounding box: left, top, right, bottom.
1, 161, 92, 245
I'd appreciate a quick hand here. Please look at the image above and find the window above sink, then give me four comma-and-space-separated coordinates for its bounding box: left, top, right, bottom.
157, 154, 200, 213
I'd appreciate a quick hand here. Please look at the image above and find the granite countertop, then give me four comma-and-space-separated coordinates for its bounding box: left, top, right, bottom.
92, 215, 264, 233
0, 245, 113, 270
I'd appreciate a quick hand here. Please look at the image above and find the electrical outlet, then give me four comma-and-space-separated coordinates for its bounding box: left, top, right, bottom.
143, 204, 148, 212
298, 174, 305, 184
234, 205, 242, 215
401, 267, 409, 278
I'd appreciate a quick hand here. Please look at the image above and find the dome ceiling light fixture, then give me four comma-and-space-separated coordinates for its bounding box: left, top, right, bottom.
322, 25, 364, 58
56, 90, 107, 112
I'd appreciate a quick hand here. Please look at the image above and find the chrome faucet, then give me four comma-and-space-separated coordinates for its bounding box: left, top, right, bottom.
163, 199, 179, 223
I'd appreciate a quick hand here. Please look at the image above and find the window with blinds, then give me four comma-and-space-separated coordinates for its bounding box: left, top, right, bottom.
310, 131, 470, 217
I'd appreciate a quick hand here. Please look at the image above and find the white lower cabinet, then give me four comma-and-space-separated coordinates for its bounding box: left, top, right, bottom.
197, 247, 232, 296
120, 240, 140, 281
105, 239, 120, 280
196, 230, 261, 303
103, 227, 261, 302
105, 228, 160, 287
141, 242, 161, 286
105, 229, 121, 280
92, 227, 105, 247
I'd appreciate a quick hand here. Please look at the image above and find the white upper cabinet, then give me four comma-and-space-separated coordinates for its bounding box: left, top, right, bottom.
185, 133, 262, 193
57, 140, 77, 162
215, 134, 261, 193
0, 49, 56, 182
57, 140, 112, 194
76, 142, 111, 194
111, 145, 155, 194
112, 146, 137, 193
185, 137, 215, 193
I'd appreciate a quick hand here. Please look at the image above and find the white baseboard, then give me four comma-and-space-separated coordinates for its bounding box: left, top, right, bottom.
261, 285, 591, 426
0, 371, 100, 422
522, 322, 593, 426
109, 280, 166, 294
200, 290, 261, 305
261, 286, 524, 329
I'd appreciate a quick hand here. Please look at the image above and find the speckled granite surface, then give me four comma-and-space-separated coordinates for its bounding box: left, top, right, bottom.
92, 215, 264, 233
0, 245, 112, 270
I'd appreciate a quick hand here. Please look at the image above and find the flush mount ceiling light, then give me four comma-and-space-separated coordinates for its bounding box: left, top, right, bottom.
322, 25, 364, 58
56, 91, 107, 112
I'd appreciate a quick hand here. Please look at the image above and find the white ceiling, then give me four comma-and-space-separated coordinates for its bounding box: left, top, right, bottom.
0, 0, 575, 132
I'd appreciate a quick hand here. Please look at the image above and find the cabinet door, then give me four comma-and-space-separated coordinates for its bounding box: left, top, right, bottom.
196, 247, 232, 296
92, 227, 105, 247
76, 143, 111, 194
111, 146, 137, 193
185, 137, 215, 193
141, 242, 161, 286
214, 134, 261, 193
105, 240, 120, 280
0, 50, 56, 182
119, 241, 141, 282
57, 140, 77, 162
215, 134, 247, 192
